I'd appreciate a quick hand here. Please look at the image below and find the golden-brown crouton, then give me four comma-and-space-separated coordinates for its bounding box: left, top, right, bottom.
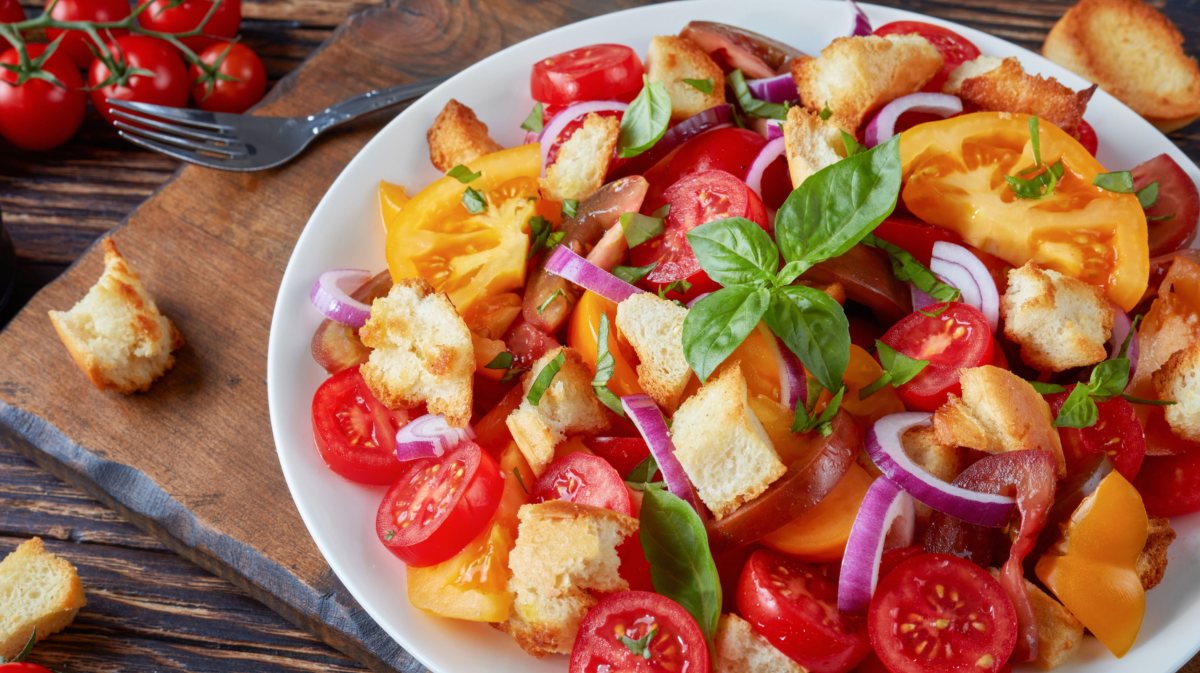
945, 56, 1095, 136
506, 348, 609, 476
540, 113, 620, 203
48, 239, 183, 394
1043, 0, 1200, 132
1002, 262, 1114, 373
792, 35, 942, 132
934, 365, 1066, 475
903, 424, 962, 483
672, 365, 786, 519
782, 104, 845, 188
615, 293, 692, 412
0, 538, 87, 660
1027, 579, 1085, 669
1153, 342, 1200, 442
646, 35, 726, 121
714, 613, 806, 673
501, 501, 637, 656
426, 99, 503, 173
359, 279, 474, 426
1138, 516, 1175, 590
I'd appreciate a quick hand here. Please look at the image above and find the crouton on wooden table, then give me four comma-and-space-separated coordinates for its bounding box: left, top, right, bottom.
426, 98, 503, 172
540, 112, 620, 202
48, 238, 183, 394
0, 538, 87, 660
615, 293, 692, 412
646, 35, 726, 121
714, 613, 807, 673
945, 56, 1094, 135
783, 104, 844, 188
1001, 262, 1114, 373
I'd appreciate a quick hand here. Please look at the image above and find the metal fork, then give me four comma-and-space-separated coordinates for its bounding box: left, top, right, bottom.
107, 77, 447, 171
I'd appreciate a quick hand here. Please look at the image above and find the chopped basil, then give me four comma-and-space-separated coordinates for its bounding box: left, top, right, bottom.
860, 340, 929, 399
484, 352, 513, 370
619, 210, 665, 248
1028, 380, 1066, 394
1119, 315, 1142, 360
528, 215, 564, 258
728, 69, 788, 120
683, 286, 771, 382
561, 198, 579, 219
819, 104, 833, 121
841, 130, 864, 157
383, 530, 395, 541
526, 351, 566, 406
863, 234, 960, 303
462, 186, 486, 214
520, 102, 544, 133
626, 454, 661, 484
1094, 171, 1134, 193
658, 280, 692, 299
537, 288, 564, 314
683, 77, 715, 94
591, 314, 626, 417
1137, 181, 1160, 210
618, 76, 672, 158
1052, 357, 1132, 428
512, 466, 528, 494
1121, 394, 1175, 406
619, 626, 658, 659
446, 164, 481, 183
793, 383, 845, 436
1006, 117, 1064, 200
613, 261, 657, 284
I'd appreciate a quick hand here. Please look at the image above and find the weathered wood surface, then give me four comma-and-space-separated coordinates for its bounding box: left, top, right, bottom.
0, 1, 1197, 673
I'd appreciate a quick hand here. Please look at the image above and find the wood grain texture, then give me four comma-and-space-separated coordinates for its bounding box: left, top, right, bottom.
0, 1, 1198, 673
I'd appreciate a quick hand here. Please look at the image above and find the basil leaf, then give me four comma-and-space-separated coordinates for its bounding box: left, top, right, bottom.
619, 628, 656, 659
462, 186, 487, 214
1137, 181, 1160, 210
484, 352, 513, 370
537, 288, 565, 314
841, 130, 864, 157
528, 215, 564, 258
793, 384, 845, 435
1094, 171, 1134, 193
1029, 116, 1043, 166
620, 211, 666, 248
775, 135, 901, 270
877, 340, 928, 386
1029, 381, 1067, 394
863, 234, 960, 303
592, 314, 626, 417
683, 77, 714, 94
618, 77, 672, 158
1088, 357, 1130, 400
819, 104, 833, 121
526, 351, 565, 406
562, 198, 579, 219
626, 454, 660, 483
447, 164, 481, 183
1054, 383, 1098, 428
683, 286, 770, 382
687, 217, 778, 287
659, 280, 693, 298
1006, 160, 1064, 199
775, 260, 807, 287
520, 102, 544, 133
765, 285, 850, 393
639, 487, 722, 647
1119, 315, 1142, 360
1121, 394, 1175, 406
613, 262, 657, 284
728, 69, 788, 120
512, 466, 529, 494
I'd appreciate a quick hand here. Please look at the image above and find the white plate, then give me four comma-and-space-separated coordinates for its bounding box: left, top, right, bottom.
267, 2, 1200, 671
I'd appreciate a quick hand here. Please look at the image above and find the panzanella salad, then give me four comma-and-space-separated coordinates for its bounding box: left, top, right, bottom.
305, 7, 1200, 673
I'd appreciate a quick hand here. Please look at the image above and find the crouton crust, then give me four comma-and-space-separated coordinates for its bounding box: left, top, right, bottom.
540, 112, 620, 202
714, 613, 806, 673
426, 99, 503, 173
1152, 342, 1200, 442
1137, 516, 1175, 591
1026, 579, 1084, 669
947, 57, 1094, 136
1002, 262, 1113, 373
782, 104, 844, 188
646, 35, 726, 121
615, 293, 692, 412
0, 537, 88, 660
902, 424, 962, 483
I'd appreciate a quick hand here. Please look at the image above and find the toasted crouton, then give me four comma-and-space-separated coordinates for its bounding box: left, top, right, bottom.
1026, 579, 1084, 669
783, 104, 845, 188
0, 538, 87, 660
646, 35, 726, 121
791, 35, 942, 132
48, 239, 183, 394
1152, 342, 1200, 442
944, 56, 1095, 136
615, 293, 692, 411
715, 614, 806, 673
506, 348, 609, 476
672, 365, 786, 519
359, 279, 474, 426
1002, 262, 1114, 372
933, 365, 1066, 475
1138, 516, 1175, 590
1043, 0, 1200, 132
426, 99, 503, 173
903, 424, 962, 483
502, 501, 637, 656
541, 113, 620, 203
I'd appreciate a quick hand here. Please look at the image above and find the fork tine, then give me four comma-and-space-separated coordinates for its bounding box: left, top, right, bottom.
106, 99, 237, 133
114, 122, 249, 159
109, 109, 239, 145
116, 131, 234, 169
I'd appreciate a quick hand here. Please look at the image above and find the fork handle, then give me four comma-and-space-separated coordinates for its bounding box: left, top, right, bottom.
309, 76, 449, 133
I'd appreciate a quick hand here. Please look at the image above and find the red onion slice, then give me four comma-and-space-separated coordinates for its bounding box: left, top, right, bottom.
309, 268, 373, 328
862, 93, 962, 147
613, 104, 734, 177
866, 412, 1015, 526
746, 73, 799, 103
848, 0, 872, 36
1109, 305, 1140, 378
749, 117, 784, 141
910, 284, 935, 311
930, 241, 1000, 332
745, 136, 786, 202
838, 477, 915, 613
622, 394, 704, 516
395, 413, 476, 462
545, 245, 643, 303
539, 100, 629, 174
775, 336, 807, 410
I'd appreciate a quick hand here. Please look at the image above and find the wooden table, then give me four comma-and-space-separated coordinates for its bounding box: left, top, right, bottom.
1, 1, 1197, 671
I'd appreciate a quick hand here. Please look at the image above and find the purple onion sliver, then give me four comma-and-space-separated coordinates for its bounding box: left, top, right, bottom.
776, 337, 807, 410
309, 268, 373, 328
544, 246, 643, 303
862, 93, 962, 147
866, 412, 1015, 527
837, 477, 915, 613
847, 0, 872, 36
538, 100, 629, 175
1109, 306, 1140, 379
910, 284, 936, 311
745, 73, 799, 103
621, 394, 704, 516
931, 241, 1000, 332
745, 136, 786, 200
395, 413, 476, 462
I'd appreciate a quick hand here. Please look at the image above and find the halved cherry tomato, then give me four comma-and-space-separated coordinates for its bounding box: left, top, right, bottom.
376, 441, 503, 567
583, 436, 650, 477
531, 44, 645, 105
504, 317, 560, 369
569, 590, 709, 673
1076, 120, 1098, 156
877, 545, 923, 581
473, 384, 524, 452
759, 462, 874, 561
568, 290, 643, 397
869, 553, 1017, 673
1048, 389, 1146, 481
874, 21, 980, 93
737, 550, 871, 673
631, 169, 769, 298
639, 128, 771, 213
532, 452, 633, 515
880, 302, 994, 411
1132, 153, 1200, 257
1134, 451, 1200, 517
311, 366, 411, 484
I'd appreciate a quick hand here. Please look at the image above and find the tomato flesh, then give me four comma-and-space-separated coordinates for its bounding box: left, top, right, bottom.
570, 590, 709, 673
583, 436, 651, 478
311, 366, 411, 485
880, 303, 995, 411
640, 128, 768, 214
1076, 120, 1099, 156
873, 21, 980, 93
376, 441, 502, 567
1135, 451, 1200, 517
1048, 390, 1146, 481
531, 44, 645, 105
869, 553, 1017, 673
533, 452, 633, 516
1132, 153, 1200, 257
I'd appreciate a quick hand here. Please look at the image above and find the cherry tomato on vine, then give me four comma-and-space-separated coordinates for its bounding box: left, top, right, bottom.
0, 664, 54, 673
45, 0, 132, 68
0, 44, 87, 151
0, 0, 25, 23
137, 0, 242, 51
88, 35, 190, 125
189, 41, 265, 112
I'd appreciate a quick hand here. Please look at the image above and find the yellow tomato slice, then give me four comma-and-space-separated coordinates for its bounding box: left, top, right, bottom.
901, 112, 1148, 310
759, 462, 874, 561
681, 323, 782, 403
386, 144, 540, 323
568, 290, 644, 398
378, 180, 409, 234
841, 344, 905, 424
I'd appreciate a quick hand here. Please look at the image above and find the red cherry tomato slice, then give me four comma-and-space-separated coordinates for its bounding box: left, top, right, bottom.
1048, 389, 1146, 481
376, 441, 502, 567
736, 550, 871, 673
1134, 450, 1200, 517
533, 452, 633, 516
1076, 120, 1099, 156
531, 44, 645, 105
504, 318, 560, 368
873, 21, 981, 93
869, 553, 1017, 673
569, 590, 710, 673
310, 366, 412, 485
582, 436, 651, 477
641, 128, 768, 213
880, 302, 995, 412
1132, 153, 1200, 257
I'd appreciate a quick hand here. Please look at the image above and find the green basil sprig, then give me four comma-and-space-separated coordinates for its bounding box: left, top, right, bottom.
860, 340, 929, 399
727, 69, 788, 120
863, 234, 960, 304
618, 76, 672, 158
1005, 117, 1065, 200
592, 314, 626, 417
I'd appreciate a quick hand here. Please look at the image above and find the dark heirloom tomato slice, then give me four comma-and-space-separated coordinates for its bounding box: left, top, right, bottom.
376, 442, 503, 567
569, 591, 709, 673
869, 553, 1017, 673
1047, 389, 1146, 481
1132, 153, 1200, 257
311, 366, 411, 485
880, 302, 995, 411
873, 21, 980, 93
533, 452, 633, 515
472, 384, 524, 452
803, 244, 912, 325
737, 550, 871, 673
1135, 451, 1200, 517
531, 44, 645, 105
311, 270, 392, 374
